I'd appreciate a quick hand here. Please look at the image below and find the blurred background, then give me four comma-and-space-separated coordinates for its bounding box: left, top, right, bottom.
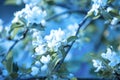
0, 0, 120, 79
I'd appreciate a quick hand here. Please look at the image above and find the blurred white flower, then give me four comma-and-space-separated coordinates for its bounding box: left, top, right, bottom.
25, 6, 46, 24
65, 23, 79, 37
41, 20, 46, 26
111, 17, 119, 25
92, 0, 107, 7
31, 29, 45, 47
35, 61, 42, 67
40, 55, 51, 64
101, 48, 120, 67
31, 66, 39, 76
35, 45, 47, 55
45, 28, 65, 51
40, 64, 48, 76
89, 0, 108, 16
92, 59, 103, 72
107, 7, 113, 12
12, 4, 46, 25
89, 4, 99, 16
41, 64, 48, 72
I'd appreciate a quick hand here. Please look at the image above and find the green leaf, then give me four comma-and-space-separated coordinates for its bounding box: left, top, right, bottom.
10, 27, 26, 40
3, 52, 13, 73
59, 46, 66, 57
19, 66, 31, 73
71, 77, 77, 80
93, 15, 101, 20
9, 20, 25, 33
10, 72, 18, 79
13, 63, 19, 72
5, 0, 17, 5
50, 53, 62, 71
108, 0, 115, 3
45, 0, 55, 5
67, 36, 77, 43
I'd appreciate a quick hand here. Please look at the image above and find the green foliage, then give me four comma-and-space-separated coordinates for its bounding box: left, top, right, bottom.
5, 0, 17, 5
3, 54, 13, 73
67, 36, 78, 43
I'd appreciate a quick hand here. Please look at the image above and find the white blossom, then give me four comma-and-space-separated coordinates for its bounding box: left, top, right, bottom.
92, 0, 108, 7
107, 7, 113, 12
111, 17, 119, 25
35, 61, 42, 67
45, 28, 65, 51
89, 0, 108, 16
41, 64, 48, 72
101, 48, 120, 67
31, 66, 39, 76
65, 23, 79, 37
92, 59, 103, 72
12, 4, 46, 25
25, 6, 46, 24
32, 29, 45, 47
40, 64, 48, 76
40, 55, 51, 64
35, 45, 47, 55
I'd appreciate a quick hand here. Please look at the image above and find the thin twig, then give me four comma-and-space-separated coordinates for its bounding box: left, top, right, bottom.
2, 28, 28, 62
46, 9, 87, 21
53, 16, 92, 72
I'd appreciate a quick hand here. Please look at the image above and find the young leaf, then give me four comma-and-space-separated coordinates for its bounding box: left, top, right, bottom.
67, 36, 77, 43
9, 20, 25, 33
50, 54, 62, 71
5, 0, 17, 5
3, 54, 13, 74
10, 27, 25, 40
10, 72, 18, 79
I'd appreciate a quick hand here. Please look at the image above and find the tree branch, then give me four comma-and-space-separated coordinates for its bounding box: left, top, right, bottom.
53, 16, 92, 72
46, 9, 87, 21
2, 28, 28, 62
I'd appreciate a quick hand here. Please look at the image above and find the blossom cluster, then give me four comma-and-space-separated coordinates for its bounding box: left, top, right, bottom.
92, 47, 120, 77
88, 0, 108, 16
32, 23, 79, 52
12, 4, 46, 25
30, 23, 79, 78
